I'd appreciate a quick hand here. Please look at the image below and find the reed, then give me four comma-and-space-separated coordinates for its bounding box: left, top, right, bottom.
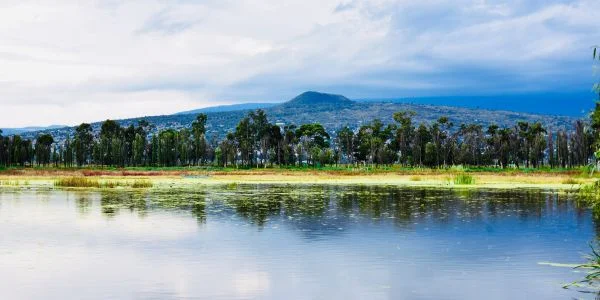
562, 178, 580, 185
131, 180, 153, 188
55, 177, 100, 188
565, 242, 600, 290
453, 173, 475, 185
101, 181, 121, 188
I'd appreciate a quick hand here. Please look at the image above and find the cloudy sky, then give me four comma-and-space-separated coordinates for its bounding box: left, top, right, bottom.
0, 0, 599, 127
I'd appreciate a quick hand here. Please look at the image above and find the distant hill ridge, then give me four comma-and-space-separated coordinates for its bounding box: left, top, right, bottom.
16, 91, 579, 142
0, 125, 68, 135
176, 102, 277, 115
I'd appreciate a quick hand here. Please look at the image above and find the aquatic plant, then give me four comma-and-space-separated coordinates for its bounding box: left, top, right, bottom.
409, 175, 422, 181
453, 173, 474, 185
55, 177, 100, 188
131, 180, 153, 188
562, 178, 580, 185
565, 242, 600, 290
0, 180, 20, 186
225, 182, 238, 190
579, 181, 600, 204
101, 181, 120, 188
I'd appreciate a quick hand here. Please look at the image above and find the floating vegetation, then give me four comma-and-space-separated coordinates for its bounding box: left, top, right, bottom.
409, 176, 422, 181
55, 177, 100, 188
225, 182, 238, 190
453, 173, 475, 185
0, 180, 21, 186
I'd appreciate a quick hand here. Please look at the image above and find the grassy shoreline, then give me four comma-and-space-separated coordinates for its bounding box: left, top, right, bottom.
0, 166, 596, 190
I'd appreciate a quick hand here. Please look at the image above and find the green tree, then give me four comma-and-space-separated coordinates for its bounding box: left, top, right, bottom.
35, 134, 54, 166
336, 126, 354, 164
591, 46, 600, 166
249, 110, 270, 167
192, 114, 208, 165
296, 123, 330, 166
393, 111, 415, 165
74, 123, 93, 166
234, 117, 253, 167
99, 120, 122, 166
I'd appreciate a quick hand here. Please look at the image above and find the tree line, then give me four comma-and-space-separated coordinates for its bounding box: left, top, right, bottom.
0, 109, 597, 169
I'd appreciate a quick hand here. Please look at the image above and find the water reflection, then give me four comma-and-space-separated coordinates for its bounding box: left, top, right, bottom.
88, 186, 589, 233
0, 185, 596, 300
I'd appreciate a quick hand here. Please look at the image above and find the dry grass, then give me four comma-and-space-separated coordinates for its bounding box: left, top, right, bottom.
55, 177, 100, 188
562, 178, 581, 185
1, 167, 593, 190
82, 170, 169, 177
53, 177, 153, 189
101, 181, 122, 188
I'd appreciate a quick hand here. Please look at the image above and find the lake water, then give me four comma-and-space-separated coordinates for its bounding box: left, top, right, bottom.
0, 185, 596, 299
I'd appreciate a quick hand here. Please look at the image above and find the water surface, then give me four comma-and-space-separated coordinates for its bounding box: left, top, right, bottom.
0, 185, 595, 299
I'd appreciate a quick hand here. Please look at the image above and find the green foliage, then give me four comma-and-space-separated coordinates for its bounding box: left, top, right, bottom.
592, 46, 600, 150
453, 173, 475, 185
565, 241, 600, 290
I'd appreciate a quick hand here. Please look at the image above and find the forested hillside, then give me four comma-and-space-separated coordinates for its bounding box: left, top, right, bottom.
19, 91, 577, 143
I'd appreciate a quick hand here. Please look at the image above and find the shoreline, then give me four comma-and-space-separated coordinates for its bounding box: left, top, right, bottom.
0, 168, 594, 191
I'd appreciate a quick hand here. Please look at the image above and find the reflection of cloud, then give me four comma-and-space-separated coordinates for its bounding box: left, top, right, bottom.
0, 191, 197, 240
76, 214, 198, 239
234, 271, 271, 297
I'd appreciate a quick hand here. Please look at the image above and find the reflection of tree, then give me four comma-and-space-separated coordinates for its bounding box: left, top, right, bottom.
98, 189, 208, 223
191, 200, 206, 224
227, 193, 282, 227
85, 185, 591, 240
100, 191, 148, 218
75, 193, 92, 216
149, 189, 207, 224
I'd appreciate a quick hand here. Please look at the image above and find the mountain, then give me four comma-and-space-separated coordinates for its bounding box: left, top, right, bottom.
281, 91, 353, 108
17, 91, 579, 142
175, 103, 275, 115
0, 125, 67, 135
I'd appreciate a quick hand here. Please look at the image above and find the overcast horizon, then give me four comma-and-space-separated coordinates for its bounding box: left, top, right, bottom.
1, 0, 599, 127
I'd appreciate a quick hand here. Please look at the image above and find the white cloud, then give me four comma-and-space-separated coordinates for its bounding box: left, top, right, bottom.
0, 0, 598, 127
